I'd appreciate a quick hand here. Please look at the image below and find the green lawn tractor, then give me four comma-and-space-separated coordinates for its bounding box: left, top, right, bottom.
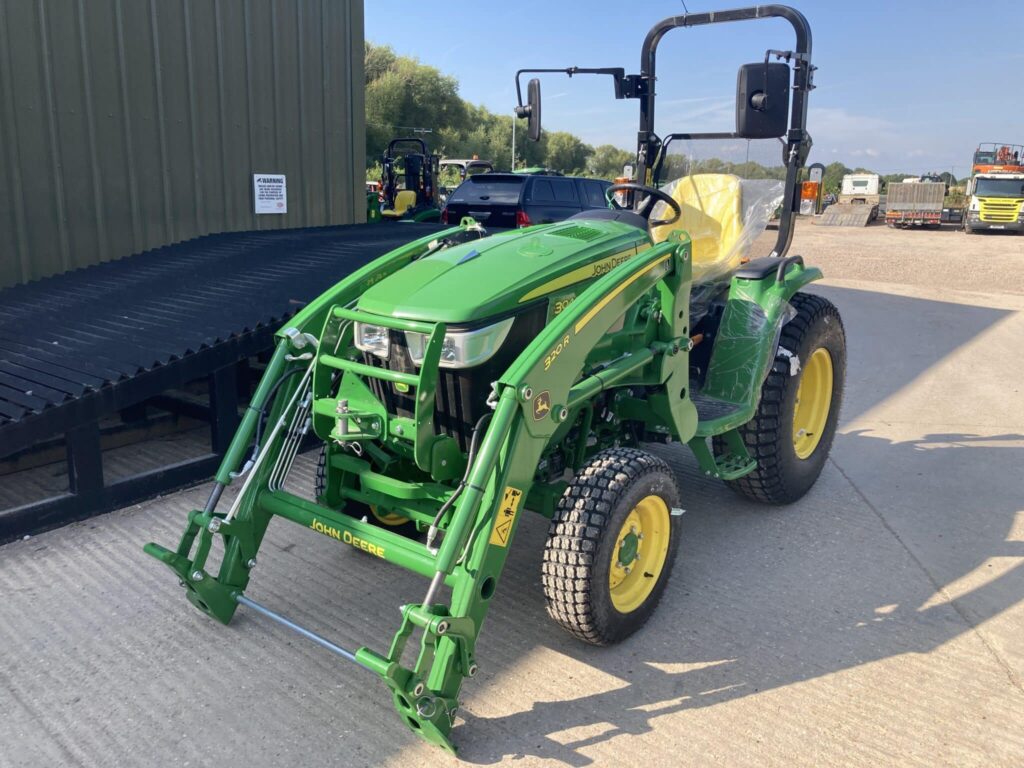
146, 5, 845, 753
379, 137, 442, 222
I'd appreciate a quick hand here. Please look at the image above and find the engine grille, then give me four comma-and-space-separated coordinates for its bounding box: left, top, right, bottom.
364, 304, 547, 451
549, 225, 604, 242
979, 198, 1023, 222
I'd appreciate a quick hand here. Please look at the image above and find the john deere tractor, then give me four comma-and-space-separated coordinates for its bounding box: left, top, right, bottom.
146, 5, 844, 752
379, 137, 442, 222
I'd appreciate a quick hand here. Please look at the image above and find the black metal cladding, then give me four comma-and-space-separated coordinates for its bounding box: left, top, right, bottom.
364, 304, 547, 452
0, 221, 446, 540
0, 223, 445, 439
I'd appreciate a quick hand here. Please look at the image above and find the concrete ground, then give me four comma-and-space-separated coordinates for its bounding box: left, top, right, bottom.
2, 221, 1023, 767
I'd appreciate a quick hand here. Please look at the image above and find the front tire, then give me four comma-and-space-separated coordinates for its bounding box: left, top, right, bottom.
718, 292, 846, 505
542, 448, 682, 645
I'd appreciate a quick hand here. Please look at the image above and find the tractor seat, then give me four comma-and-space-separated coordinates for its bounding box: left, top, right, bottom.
649, 174, 747, 284
381, 189, 417, 219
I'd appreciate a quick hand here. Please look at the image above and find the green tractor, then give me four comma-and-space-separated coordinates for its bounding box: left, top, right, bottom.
146, 5, 844, 753
378, 137, 442, 222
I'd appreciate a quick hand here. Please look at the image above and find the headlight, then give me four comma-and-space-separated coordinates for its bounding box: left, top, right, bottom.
354, 322, 390, 358
406, 318, 514, 369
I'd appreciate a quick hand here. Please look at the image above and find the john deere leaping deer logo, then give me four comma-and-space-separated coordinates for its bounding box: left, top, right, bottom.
533, 391, 551, 421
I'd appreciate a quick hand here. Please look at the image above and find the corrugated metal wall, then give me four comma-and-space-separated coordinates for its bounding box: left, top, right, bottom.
0, 0, 366, 288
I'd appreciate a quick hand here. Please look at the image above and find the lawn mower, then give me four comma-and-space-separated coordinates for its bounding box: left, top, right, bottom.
379, 137, 442, 222
146, 4, 845, 753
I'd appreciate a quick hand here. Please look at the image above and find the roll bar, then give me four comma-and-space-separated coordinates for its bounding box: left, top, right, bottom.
637, 5, 813, 259
386, 138, 430, 157
513, 4, 815, 261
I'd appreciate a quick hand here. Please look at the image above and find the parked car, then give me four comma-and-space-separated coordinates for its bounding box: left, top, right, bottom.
441, 173, 612, 228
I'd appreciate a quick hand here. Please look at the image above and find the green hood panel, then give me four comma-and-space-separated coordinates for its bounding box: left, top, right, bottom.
357, 220, 650, 324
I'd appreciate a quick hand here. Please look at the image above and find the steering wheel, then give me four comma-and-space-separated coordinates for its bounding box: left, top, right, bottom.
605, 183, 681, 228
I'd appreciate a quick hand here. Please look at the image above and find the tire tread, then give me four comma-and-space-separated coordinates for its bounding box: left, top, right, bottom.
542, 447, 679, 645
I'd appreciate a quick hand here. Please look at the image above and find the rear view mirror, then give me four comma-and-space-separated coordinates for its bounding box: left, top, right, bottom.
526, 78, 542, 141
736, 62, 790, 139
514, 78, 542, 142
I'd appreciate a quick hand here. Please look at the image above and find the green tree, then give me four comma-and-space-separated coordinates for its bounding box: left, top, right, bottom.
544, 132, 593, 175
364, 43, 396, 84
821, 162, 852, 195
364, 41, 907, 191
587, 144, 634, 179
364, 43, 467, 162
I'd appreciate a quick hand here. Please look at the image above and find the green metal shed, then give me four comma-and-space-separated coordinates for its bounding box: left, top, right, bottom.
0, 0, 366, 288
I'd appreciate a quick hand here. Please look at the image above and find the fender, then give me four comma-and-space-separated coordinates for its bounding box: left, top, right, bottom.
698, 257, 822, 433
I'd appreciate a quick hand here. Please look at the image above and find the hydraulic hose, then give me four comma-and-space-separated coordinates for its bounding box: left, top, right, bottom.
252, 366, 307, 454
425, 411, 492, 551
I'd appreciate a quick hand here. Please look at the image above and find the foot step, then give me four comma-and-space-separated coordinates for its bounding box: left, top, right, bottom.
711, 450, 757, 480
687, 433, 757, 481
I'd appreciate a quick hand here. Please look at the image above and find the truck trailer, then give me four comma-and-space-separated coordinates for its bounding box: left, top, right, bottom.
885, 179, 945, 228
818, 173, 881, 226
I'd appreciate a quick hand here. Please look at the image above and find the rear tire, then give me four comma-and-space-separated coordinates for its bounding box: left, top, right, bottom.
716, 292, 846, 505
314, 445, 420, 539
542, 448, 682, 645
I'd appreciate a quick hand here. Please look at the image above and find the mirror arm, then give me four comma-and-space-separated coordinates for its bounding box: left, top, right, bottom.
514, 67, 630, 108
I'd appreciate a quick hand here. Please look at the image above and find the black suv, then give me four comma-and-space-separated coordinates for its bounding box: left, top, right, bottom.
441, 173, 612, 228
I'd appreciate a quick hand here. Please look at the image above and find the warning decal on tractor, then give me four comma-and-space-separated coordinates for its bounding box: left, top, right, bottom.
489, 486, 524, 547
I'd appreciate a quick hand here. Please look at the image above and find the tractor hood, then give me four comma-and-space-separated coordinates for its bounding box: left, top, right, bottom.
357, 220, 650, 324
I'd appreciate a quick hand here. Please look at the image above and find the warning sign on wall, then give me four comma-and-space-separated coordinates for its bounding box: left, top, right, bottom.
253, 174, 287, 214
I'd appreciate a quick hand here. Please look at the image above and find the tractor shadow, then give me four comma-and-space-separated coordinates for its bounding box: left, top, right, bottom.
451, 429, 1024, 765
439, 285, 1024, 764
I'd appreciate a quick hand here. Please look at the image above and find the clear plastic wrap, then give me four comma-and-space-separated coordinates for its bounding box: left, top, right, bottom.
649, 174, 784, 319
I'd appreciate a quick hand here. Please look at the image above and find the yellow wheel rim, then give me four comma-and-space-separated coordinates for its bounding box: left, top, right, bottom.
370, 505, 410, 527
608, 495, 671, 613
792, 347, 834, 460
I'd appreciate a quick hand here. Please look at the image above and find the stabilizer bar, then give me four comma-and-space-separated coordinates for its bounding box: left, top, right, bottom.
236, 594, 365, 667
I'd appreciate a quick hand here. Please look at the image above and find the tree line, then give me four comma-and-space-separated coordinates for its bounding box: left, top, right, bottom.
365, 43, 954, 189
367, 43, 591, 174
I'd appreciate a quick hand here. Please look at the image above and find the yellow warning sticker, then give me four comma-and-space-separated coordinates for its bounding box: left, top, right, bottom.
489, 486, 524, 547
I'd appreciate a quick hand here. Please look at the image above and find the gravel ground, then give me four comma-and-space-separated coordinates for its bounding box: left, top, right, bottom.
792, 219, 1024, 295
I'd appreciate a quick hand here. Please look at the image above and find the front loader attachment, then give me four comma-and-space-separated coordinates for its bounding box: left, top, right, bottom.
143, 221, 697, 751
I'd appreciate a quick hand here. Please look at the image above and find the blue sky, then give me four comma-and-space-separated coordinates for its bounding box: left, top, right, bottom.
366, 1, 1023, 176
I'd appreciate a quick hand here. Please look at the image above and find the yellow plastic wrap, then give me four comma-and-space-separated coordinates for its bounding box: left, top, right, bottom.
650, 173, 783, 283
